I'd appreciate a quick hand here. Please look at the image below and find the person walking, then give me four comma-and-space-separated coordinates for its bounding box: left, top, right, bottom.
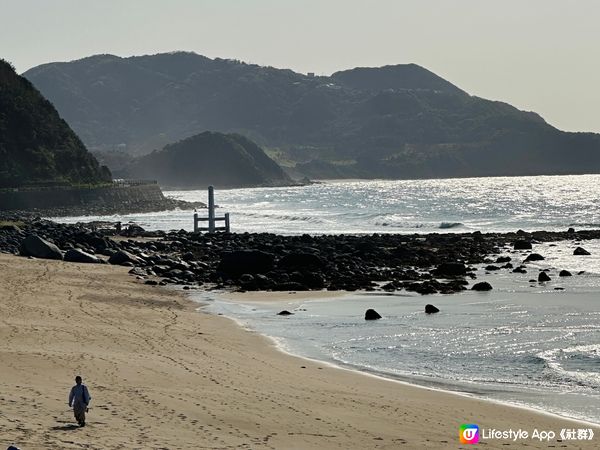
68, 376, 91, 427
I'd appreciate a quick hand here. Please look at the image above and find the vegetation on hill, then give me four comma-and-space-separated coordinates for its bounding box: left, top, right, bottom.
0, 59, 111, 188
23, 52, 600, 180
118, 131, 294, 188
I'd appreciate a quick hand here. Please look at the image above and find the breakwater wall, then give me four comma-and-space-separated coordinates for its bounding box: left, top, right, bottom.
0, 182, 169, 213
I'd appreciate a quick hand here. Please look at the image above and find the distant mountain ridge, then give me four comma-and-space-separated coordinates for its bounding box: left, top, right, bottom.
0, 59, 111, 188
118, 131, 294, 189
23, 52, 600, 179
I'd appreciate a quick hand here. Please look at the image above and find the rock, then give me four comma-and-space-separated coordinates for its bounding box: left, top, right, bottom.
239, 273, 255, 284
433, 262, 467, 277
514, 240, 532, 250
485, 265, 500, 271
278, 252, 325, 270
365, 309, 382, 320
277, 310, 293, 316
20, 235, 63, 260
144, 280, 158, 285
425, 304, 439, 314
64, 248, 100, 264
472, 282, 493, 291
524, 253, 544, 262
512, 267, 527, 273
538, 272, 551, 282
559, 270, 572, 277
108, 250, 140, 265
567, 227, 575, 234
573, 247, 591, 256
496, 256, 511, 263
217, 250, 275, 275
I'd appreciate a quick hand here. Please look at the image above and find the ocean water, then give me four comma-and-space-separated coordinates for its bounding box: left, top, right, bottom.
198, 241, 600, 424
50, 174, 600, 235
49, 174, 600, 423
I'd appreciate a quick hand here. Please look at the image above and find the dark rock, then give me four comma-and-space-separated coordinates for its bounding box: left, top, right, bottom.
496, 256, 511, 263
573, 247, 591, 255
277, 310, 293, 316
559, 270, 572, 277
365, 309, 382, 320
144, 279, 158, 285
425, 304, 439, 314
433, 262, 467, 277
567, 227, 575, 234
217, 250, 275, 275
514, 240, 532, 250
524, 253, 545, 262
512, 267, 527, 273
20, 235, 63, 260
472, 281, 493, 291
278, 252, 325, 270
485, 265, 500, 271
64, 248, 100, 264
108, 250, 140, 265
538, 272, 551, 282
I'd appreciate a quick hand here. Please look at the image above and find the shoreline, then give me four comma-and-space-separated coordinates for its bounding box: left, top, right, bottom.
200, 287, 600, 428
1, 254, 599, 448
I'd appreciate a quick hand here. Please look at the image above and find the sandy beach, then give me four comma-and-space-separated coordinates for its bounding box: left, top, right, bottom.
0, 253, 597, 449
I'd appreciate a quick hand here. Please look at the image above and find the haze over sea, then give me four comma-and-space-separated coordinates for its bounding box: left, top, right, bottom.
52, 174, 600, 424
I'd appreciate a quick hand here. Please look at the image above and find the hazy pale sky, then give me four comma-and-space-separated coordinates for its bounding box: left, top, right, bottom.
2, 0, 599, 132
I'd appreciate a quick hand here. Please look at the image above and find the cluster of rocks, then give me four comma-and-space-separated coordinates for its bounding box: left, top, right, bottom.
0, 217, 597, 296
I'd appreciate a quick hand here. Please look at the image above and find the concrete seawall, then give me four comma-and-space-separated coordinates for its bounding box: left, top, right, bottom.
0, 184, 169, 212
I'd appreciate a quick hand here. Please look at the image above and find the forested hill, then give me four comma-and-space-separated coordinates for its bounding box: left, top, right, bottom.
23, 52, 600, 180
0, 59, 111, 188
118, 131, 294, 189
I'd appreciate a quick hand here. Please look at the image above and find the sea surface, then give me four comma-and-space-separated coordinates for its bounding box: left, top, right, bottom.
49, 174, 600, 423
51, 174, 600, 235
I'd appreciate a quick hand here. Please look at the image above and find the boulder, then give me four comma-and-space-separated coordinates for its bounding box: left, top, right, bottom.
471, 282, 493, 291
20, 235, 63, 260
278, 252, 325, 270
364, 309, 382, 320
524, 253, 545, 262
64, 248, 100, 264
425, 304, 440, 314
514, 240, 532, 250
433, 262, 467, 277
573, 247, 591, 256
277, 310, 294, 316
559, 270, 572, 277
108, 250, 140, 265
538, 272, 551, 282
217, 250, 275, 275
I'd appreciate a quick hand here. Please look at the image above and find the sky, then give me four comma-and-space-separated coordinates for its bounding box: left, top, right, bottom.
2, 0, 599, 133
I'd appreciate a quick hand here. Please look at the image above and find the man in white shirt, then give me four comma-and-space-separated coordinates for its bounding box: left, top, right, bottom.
68, 375, 91, 427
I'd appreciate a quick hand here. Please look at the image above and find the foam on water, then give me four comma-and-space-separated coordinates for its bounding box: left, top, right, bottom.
49, 174, 600, 235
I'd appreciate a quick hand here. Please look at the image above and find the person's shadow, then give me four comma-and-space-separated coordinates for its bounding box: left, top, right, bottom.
50, 424, 80, 431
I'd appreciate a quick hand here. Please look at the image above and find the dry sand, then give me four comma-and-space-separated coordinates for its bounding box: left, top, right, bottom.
0, 253, 597, 449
